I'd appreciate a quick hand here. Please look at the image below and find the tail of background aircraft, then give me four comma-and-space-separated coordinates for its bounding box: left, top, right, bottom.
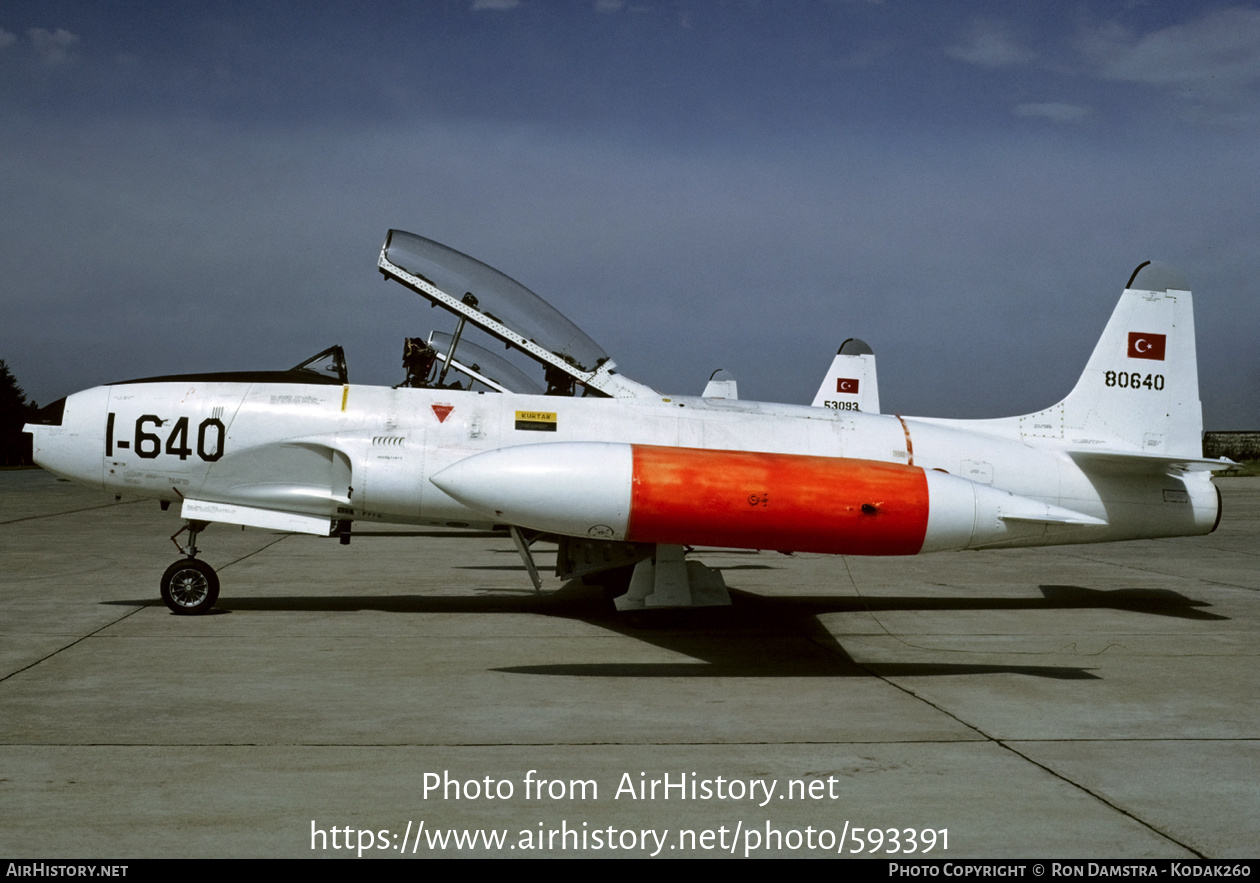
811, 338, 880, 413
702, 368, 738, 400
946, 261, 1204, 459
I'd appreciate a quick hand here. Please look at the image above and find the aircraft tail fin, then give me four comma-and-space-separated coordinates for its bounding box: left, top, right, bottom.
702, 368, 738, 400
1014, 261, 1202, 457
811, 338, 880, 413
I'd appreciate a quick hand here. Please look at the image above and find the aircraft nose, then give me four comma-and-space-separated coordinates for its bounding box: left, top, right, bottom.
24, 388, 108, 489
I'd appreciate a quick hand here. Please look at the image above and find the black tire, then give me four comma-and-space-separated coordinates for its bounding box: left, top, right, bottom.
160, 558, 220, 615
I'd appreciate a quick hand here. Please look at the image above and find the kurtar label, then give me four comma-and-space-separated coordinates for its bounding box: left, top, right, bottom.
515, 410, 558, 432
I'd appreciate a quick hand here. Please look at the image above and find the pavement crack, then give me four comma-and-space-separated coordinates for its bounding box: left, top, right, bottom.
851, 665, 1208, 858
218, 534, 294, 570
0, 497, 147, 526
1034, 547, 1258, 592
831, 555, 1210, 859
0, 604, 148, 685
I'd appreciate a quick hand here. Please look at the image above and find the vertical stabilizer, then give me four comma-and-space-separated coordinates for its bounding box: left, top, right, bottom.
1018, 262, 1202, 456
811, 338, 881, 413
702, 368, 738, 400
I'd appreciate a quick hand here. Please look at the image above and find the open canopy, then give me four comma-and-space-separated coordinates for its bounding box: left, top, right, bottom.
379, 230, 653, 399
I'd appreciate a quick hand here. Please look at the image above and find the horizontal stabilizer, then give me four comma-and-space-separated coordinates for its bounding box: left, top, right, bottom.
1068, 450, 1236, 476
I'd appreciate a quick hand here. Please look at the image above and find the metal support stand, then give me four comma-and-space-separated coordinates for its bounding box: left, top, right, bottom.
614, 544, 731, 611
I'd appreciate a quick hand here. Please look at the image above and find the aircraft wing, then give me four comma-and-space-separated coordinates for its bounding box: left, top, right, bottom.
180, 498, 335, 535
181, 438, 353, 535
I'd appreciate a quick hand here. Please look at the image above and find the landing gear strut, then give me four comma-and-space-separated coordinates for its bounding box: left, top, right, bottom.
161, 521, 219, 615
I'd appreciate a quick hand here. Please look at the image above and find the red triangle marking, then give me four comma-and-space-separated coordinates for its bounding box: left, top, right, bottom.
432, 404, 454, 423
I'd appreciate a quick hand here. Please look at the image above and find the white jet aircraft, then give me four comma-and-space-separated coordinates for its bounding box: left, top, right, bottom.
25, 233, 1227, 614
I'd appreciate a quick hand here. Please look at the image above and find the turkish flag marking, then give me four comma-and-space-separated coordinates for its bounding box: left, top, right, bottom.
431, 403, 454, 423
836, 378, 860, 393
1127, 333, 1166, 361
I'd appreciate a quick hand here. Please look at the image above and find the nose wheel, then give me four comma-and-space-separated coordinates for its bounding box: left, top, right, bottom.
161, 520, 219, 615
160, 558, 220, 615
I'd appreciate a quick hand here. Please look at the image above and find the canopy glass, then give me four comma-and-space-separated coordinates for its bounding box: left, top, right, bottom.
382, 231, 608, 373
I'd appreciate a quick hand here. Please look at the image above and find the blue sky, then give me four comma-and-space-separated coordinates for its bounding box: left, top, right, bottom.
2, 1, 1258, 427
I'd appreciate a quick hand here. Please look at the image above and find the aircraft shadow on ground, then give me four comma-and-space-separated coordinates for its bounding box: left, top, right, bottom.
107, 581, 1222, 681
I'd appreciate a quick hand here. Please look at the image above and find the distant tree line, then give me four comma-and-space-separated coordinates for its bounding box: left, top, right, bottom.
1203, 431, 1260, 462
0, 360, 37, 467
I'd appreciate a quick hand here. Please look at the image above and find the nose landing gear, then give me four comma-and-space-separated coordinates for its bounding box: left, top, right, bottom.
161, 521, 219, 615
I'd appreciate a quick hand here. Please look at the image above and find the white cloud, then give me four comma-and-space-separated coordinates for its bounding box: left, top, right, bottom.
946, 20, 1035, 68
471, 0, 521, 10
1014, 102, 1092, 124
0, 28, 18, 49
27, 27, 79, 64
1085, 7, 1260, 106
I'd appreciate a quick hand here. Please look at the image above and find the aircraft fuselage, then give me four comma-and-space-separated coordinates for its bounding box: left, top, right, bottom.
30, 379, 1219, 556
